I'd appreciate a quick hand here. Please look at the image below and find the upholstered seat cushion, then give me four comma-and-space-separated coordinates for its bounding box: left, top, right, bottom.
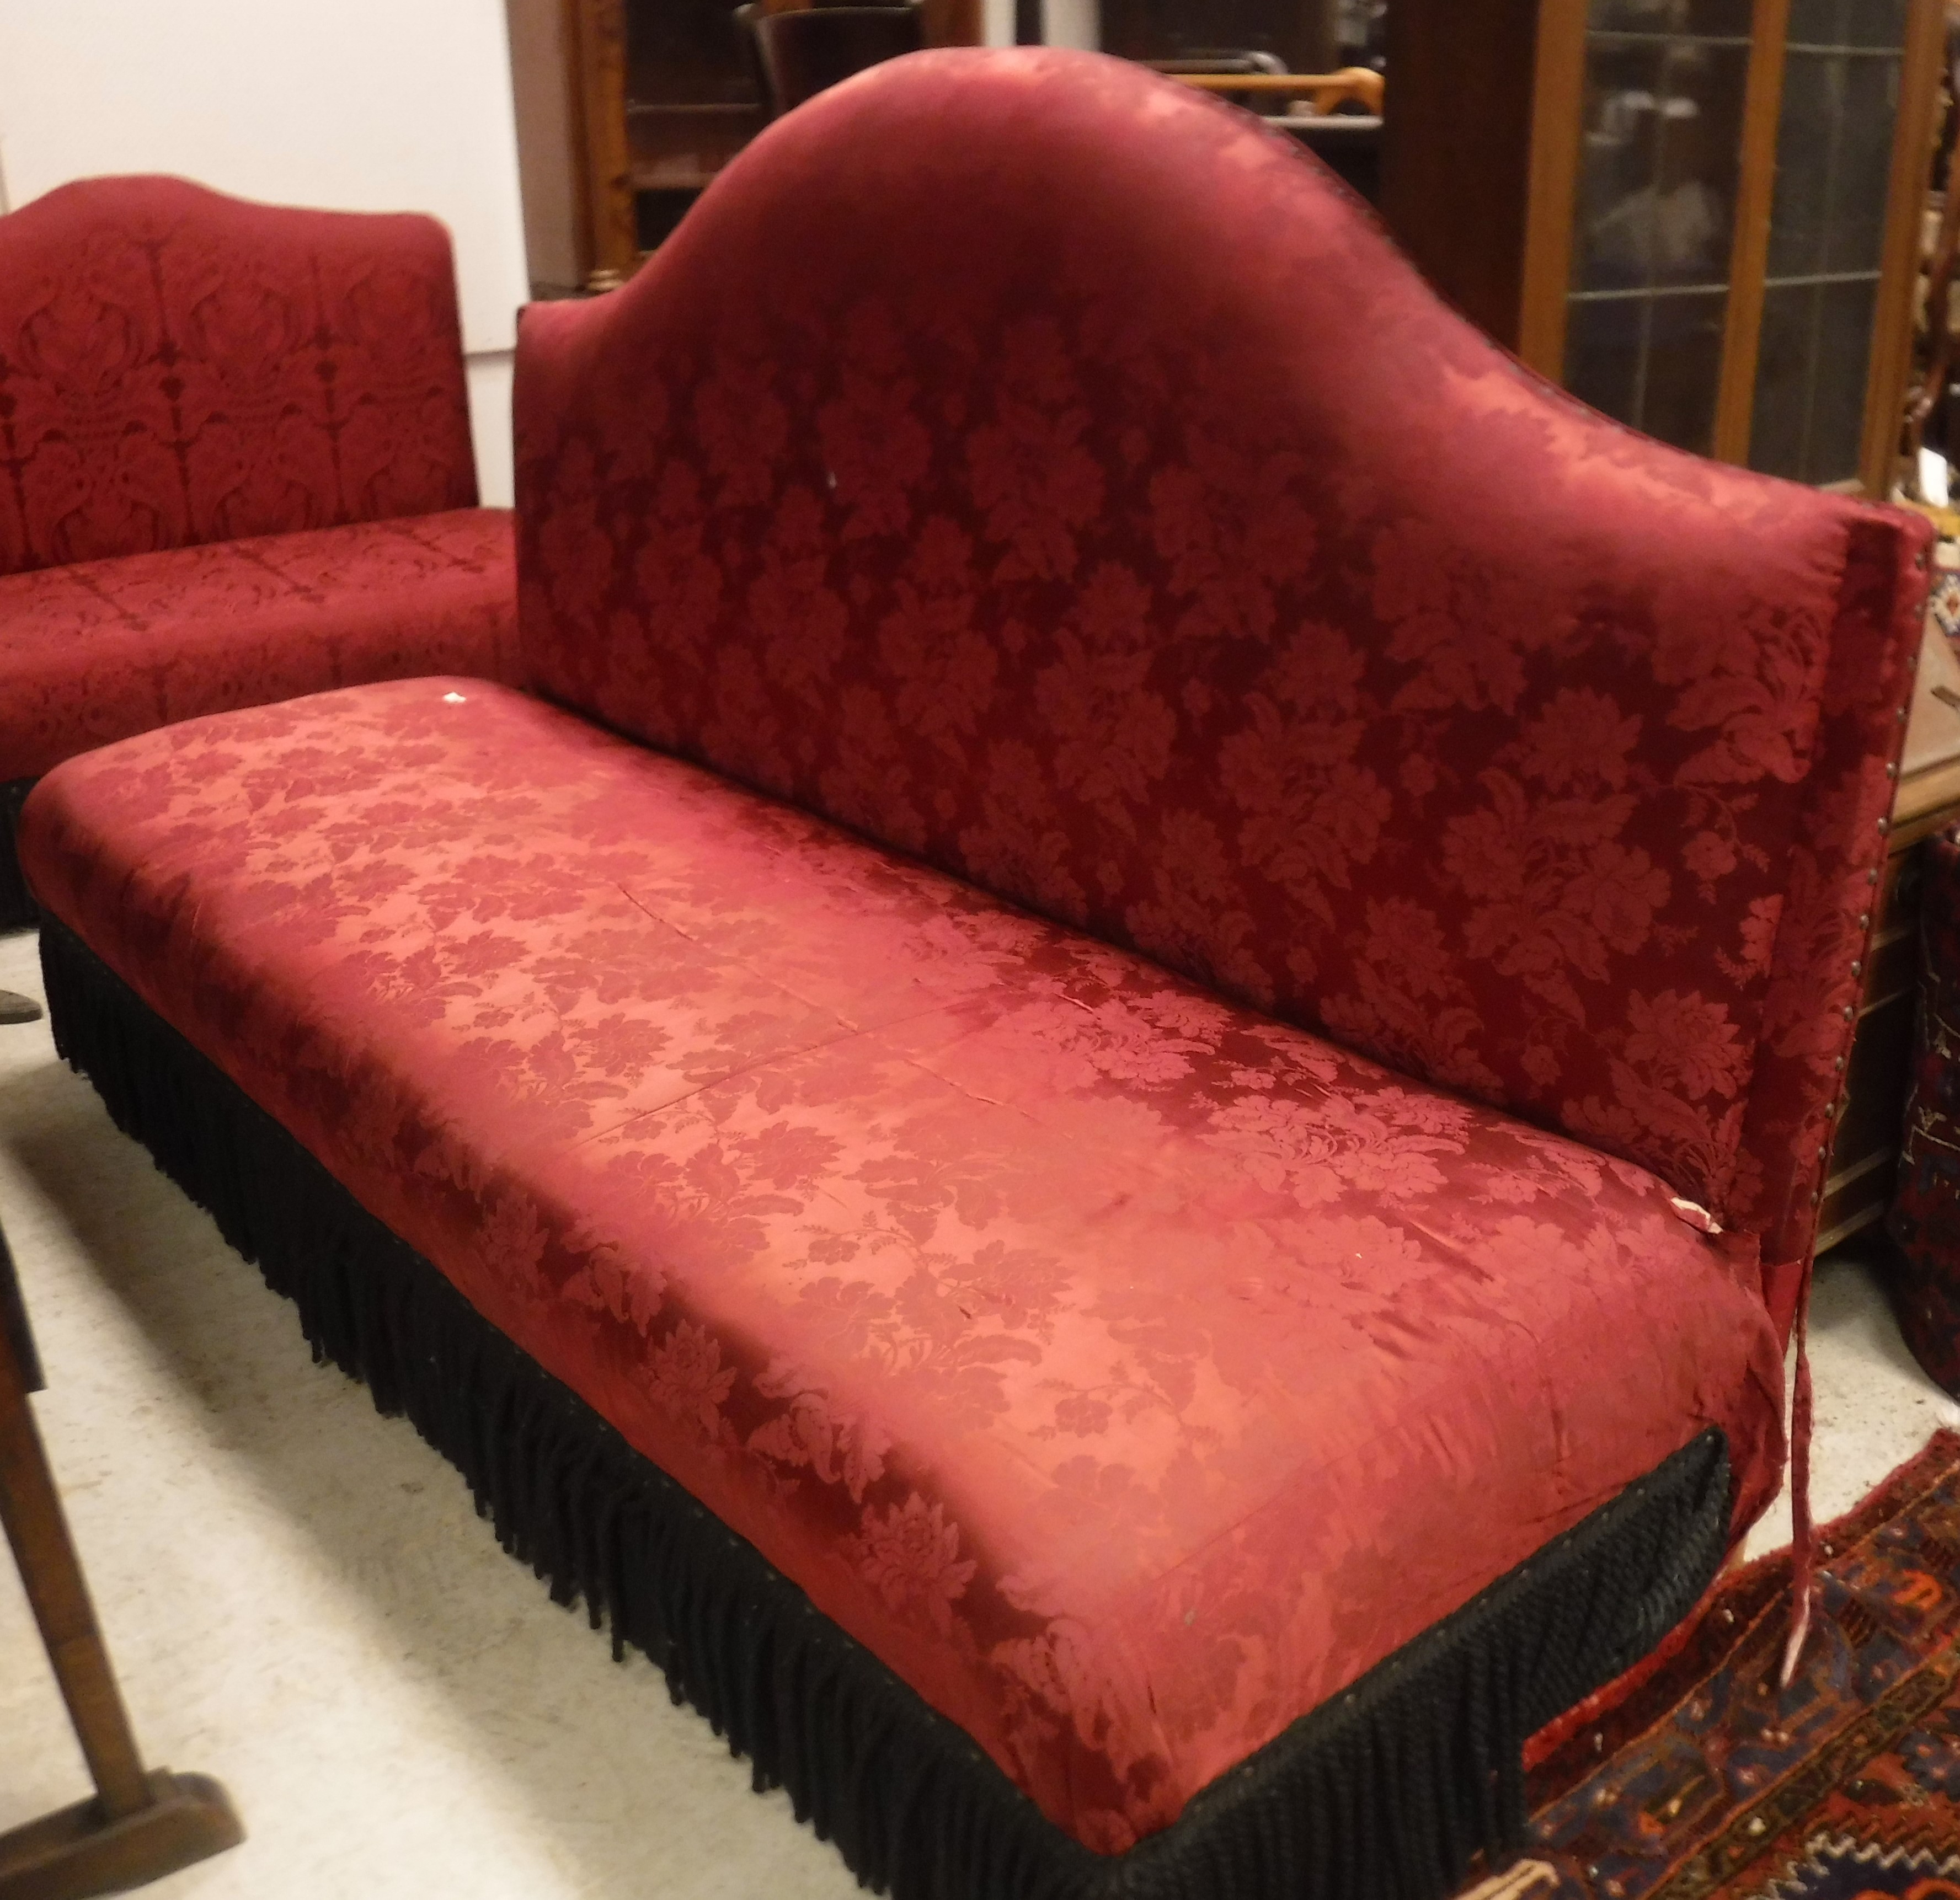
19, 676, 1786, 1854
0, 510, 516, 780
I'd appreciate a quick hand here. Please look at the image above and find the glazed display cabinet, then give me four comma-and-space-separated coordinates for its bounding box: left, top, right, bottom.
1385, 0, 1946, 494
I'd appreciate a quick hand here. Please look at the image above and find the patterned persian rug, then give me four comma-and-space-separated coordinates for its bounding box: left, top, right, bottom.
1492, 1431, 1960, 1900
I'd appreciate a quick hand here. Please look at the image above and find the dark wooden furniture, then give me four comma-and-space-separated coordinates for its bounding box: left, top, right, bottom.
569, 0, 981, 287
1102, 0, 1337, 73
1280, 109, 1382, 202
1380, 0, 1543, 349
569, 0, 765, 283
751, 5, 927, 116
1385, 0, 1947, 496
561, 0, 1364, 286
1815, 802, 1942, 1250
0, 1220, 242, 1900
1818, 638, 1960, 1253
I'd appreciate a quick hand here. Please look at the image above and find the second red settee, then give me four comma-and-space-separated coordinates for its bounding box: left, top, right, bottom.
0, 175, 519, 929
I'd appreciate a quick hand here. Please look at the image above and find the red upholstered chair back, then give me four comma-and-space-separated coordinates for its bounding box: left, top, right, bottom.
514, 47, 1929, 1285
0, 175, 478, 576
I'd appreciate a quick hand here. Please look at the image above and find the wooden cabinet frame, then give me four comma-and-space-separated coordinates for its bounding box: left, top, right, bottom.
569, 0, 639, 288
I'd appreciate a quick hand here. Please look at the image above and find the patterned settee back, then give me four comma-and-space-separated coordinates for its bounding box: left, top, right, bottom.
0, 175, 478, 575
514, 48, 1929, 1275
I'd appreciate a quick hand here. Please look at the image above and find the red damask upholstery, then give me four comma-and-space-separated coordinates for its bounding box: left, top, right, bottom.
0, 175, 517, 798
20, 678, 1786, 1851
515, 50, 1925, 1334
0, 513, 516, 780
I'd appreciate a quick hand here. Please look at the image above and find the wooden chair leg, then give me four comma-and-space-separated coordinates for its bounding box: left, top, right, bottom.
0, 1258, 243, 1899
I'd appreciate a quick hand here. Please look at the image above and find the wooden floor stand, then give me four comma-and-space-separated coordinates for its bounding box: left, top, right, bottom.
0, 1224, 243, 1899
0, 1773, 242, 1900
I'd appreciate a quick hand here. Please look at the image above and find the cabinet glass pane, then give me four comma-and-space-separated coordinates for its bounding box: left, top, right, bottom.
1572, 39, 1667, 291
1567, 288, 1729, 454
1825, 53, 1901, 272
1591, 0, 1751, 35
1750, 283, 1812, 477
1566, 295, 1646, 422
1768, 49, 1902, 277
1561, 2, 1750, 451
1746, 6, 1906, 483
1750, 275, 1882, 484
1764, 49, 1836, 276
1571, 39, 1749, 292
1812, 276, 1882, 478
1788, 0, 1909, 50
1643, 288, 1730, 451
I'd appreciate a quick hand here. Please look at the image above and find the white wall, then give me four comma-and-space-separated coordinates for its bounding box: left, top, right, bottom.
980, 1, 1101, 51
0, 1, 530, 505
1043, 0, 1101, 50
503, 0, 585, 293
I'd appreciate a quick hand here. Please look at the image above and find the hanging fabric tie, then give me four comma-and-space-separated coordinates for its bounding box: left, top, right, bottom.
1778, 1275, 1817, 1689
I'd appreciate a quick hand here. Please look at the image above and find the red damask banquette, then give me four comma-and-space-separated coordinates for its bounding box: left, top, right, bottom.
0, 175, 520, 930
15, 49, 1929, 1900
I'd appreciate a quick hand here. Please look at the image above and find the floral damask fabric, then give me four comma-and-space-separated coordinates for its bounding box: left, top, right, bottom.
20, 679, 1788, 1853
0, 510, 518, 780
514, 50, 1926, 1321
0, 175, 479, 577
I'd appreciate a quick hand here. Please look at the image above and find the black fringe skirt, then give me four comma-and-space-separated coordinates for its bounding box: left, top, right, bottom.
1, 780, 36, 933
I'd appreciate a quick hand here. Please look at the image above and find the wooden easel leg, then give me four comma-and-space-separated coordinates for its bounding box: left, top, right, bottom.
0, 1291, 243, 1898
0, 1773, 243, 1900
